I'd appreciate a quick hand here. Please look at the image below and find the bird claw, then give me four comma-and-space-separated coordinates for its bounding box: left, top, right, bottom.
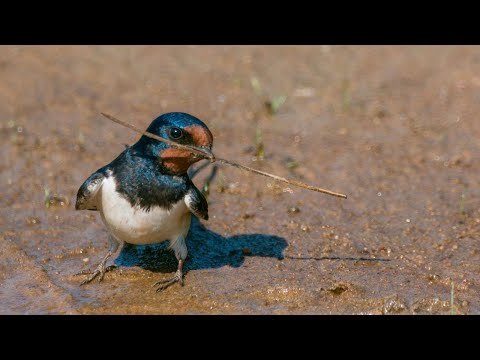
76, 264, 117, 286
153, 270, 184, 292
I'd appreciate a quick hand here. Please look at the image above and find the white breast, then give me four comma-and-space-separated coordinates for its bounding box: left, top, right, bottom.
98, 176, 191, 245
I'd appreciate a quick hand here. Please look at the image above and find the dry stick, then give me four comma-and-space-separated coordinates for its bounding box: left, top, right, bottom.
458, 232, 480, 239
100, 112, 347, 199
216, 158, 346, 198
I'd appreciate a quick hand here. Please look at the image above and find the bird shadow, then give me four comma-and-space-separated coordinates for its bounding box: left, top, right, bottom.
112, 164, 388, 273
114, 216, 288, 273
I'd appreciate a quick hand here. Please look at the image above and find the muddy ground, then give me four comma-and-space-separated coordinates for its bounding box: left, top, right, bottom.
0, 45, 479, 314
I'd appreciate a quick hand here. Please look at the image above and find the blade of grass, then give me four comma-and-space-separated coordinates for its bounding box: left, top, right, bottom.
266, 95, 287, 114
44, 187, 50, 209
250, 77, 262, 96
255, 125, 265, 160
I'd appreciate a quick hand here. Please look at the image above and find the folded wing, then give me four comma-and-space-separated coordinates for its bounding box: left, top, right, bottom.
184, 183, 208, 220
75, 170, 105, 211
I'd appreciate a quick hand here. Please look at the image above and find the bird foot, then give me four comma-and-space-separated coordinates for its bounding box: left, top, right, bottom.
75, 264, 117, 286
153, 270, 184, 292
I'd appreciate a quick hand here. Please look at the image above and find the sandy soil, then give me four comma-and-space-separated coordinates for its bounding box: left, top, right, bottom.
1, 45, 479, 314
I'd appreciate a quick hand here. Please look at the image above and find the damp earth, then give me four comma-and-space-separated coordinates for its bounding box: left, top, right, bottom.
1, 46, 479, 314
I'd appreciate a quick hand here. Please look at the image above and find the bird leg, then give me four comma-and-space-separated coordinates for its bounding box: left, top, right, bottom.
75, 251, 116, 285
154, 236, 187, 292
75, 236, 121, 286
153, 259, 185, 292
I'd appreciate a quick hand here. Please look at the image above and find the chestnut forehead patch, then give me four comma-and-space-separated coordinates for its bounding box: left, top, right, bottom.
184, 125, 213, 147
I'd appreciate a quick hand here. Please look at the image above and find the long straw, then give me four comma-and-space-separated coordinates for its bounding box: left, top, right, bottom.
100, 112, 347, 199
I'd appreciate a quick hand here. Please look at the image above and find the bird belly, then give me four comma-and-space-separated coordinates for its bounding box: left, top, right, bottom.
99, 177, 191, 245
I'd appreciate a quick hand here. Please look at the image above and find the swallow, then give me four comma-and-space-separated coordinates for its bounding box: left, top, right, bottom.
75, 112, 213, 291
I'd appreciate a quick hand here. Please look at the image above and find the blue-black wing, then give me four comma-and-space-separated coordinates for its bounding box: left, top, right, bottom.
184, 183, 208, 220
75, 169, 106, 211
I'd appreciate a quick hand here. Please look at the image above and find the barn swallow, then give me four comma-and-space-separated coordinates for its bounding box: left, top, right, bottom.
75, 112, 213, 291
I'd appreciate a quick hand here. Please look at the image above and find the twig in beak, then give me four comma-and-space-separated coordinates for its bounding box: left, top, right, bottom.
101, 112, 347, 199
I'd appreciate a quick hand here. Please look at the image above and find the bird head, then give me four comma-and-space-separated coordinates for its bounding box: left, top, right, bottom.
132, 112, 214, 175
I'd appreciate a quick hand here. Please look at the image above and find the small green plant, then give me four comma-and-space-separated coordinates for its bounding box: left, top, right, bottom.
201, 164, 220, 201
217, 170, 225, 193
255, 125, 265, 160
266, 95, 287, 115
250, 77, 262, 96
76, 130, 86, 151
285, 158, 300, 172
44, 187, 51, 209
78, 131, 85, 145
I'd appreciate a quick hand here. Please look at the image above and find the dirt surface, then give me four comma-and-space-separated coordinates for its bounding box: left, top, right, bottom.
1, 45, 479, 314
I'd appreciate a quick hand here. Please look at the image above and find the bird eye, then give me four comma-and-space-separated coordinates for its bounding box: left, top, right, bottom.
169, 127, 183, 139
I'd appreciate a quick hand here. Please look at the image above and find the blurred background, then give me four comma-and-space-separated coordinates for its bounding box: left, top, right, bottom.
1, 45, 479, 314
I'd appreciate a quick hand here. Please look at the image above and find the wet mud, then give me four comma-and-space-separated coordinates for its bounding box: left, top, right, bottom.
1, 45, 479, 314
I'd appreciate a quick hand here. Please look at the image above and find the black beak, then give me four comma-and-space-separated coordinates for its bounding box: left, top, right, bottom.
193, 146, 215, 162
202, 147, 215, 162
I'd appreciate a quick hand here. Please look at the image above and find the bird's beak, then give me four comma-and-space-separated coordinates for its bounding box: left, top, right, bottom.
197, 146, 215, 162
